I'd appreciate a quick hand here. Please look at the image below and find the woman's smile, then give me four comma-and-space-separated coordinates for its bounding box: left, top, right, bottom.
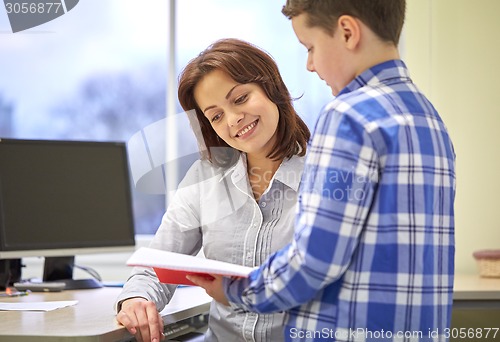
235, 119, 259, 139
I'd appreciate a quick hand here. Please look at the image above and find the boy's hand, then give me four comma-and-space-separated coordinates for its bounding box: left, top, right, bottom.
187, 274, 229, 306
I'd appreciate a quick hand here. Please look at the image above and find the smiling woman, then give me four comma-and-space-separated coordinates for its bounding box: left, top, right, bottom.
115, 38, 310, 342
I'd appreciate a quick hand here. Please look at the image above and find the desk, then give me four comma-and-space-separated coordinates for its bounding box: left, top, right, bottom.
2, 275, 497, 341
453, 274, 500, 301
451, 274, 500, 341
0, 286, 211, 342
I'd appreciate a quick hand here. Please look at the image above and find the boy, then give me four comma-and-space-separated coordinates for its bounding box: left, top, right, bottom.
189, 1, 456, 341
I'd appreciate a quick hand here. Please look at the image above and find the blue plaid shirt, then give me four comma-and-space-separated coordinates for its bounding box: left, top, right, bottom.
225, 60, 456, 342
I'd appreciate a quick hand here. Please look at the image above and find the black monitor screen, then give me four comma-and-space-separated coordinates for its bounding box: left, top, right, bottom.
0, 139, 135, 258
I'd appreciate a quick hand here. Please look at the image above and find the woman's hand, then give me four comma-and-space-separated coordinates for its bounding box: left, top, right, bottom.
116, 297, 165, 342
187, 274, 230, 306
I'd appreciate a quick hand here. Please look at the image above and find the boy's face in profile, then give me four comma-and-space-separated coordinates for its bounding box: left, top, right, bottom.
291, 13, 354, 96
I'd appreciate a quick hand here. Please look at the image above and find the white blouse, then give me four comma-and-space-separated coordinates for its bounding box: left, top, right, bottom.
116, 153, 304, 342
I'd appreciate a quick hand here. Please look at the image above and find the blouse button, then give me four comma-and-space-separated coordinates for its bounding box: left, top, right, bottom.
260, 201, 267, 208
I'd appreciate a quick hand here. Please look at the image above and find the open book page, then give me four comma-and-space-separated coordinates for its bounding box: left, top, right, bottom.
126, 247, 256, 286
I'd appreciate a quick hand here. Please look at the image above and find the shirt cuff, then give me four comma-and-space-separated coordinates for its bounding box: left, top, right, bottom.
223, 276, 248, 312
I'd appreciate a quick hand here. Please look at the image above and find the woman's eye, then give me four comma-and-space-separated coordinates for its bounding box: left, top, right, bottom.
234, 94, 248, 104
211, 112, 222, 123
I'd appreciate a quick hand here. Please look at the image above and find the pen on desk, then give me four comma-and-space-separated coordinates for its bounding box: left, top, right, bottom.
0, 288, 31, 297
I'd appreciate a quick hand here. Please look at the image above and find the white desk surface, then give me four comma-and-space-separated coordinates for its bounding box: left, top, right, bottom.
453, 273, 500, 300
0, 286, 211, 342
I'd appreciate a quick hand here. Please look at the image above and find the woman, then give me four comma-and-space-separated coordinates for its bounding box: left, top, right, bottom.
115, 38, 310, 342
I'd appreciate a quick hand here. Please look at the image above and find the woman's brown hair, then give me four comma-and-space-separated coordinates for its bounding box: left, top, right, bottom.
178, 38, 310, 166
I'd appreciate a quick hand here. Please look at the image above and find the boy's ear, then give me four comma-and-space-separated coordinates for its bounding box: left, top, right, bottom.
337, 15, 360, 49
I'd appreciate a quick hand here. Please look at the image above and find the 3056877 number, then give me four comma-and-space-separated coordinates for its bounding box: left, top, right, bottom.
5, 2, 62, 14
443, 328, 499, 339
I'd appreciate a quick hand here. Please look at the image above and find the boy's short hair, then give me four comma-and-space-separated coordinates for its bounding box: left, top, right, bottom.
282, 0, 406, 46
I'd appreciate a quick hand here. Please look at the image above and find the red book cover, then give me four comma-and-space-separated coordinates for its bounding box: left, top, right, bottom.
153, 268, 215, 286
127, 247, 255, 286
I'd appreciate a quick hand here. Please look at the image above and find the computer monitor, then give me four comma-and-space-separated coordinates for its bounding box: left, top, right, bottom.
0, 138, 136, 289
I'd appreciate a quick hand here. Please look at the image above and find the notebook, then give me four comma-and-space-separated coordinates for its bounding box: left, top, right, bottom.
126, 247, 256, 286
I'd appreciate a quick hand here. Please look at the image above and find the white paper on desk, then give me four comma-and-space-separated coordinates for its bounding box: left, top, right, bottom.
0, 300, 78, 312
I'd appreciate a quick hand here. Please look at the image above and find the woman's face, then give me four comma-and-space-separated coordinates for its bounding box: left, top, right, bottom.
194, 70, 279, 158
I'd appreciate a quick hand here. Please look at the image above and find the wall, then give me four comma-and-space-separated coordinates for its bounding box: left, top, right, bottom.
404, 0, 500, 274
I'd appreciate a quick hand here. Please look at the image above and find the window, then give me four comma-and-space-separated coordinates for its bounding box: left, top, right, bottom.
0, 0, 168, 234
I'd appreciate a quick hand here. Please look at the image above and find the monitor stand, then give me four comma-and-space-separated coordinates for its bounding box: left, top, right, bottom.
0, 258, 22, 291
43, 256, 102, 290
